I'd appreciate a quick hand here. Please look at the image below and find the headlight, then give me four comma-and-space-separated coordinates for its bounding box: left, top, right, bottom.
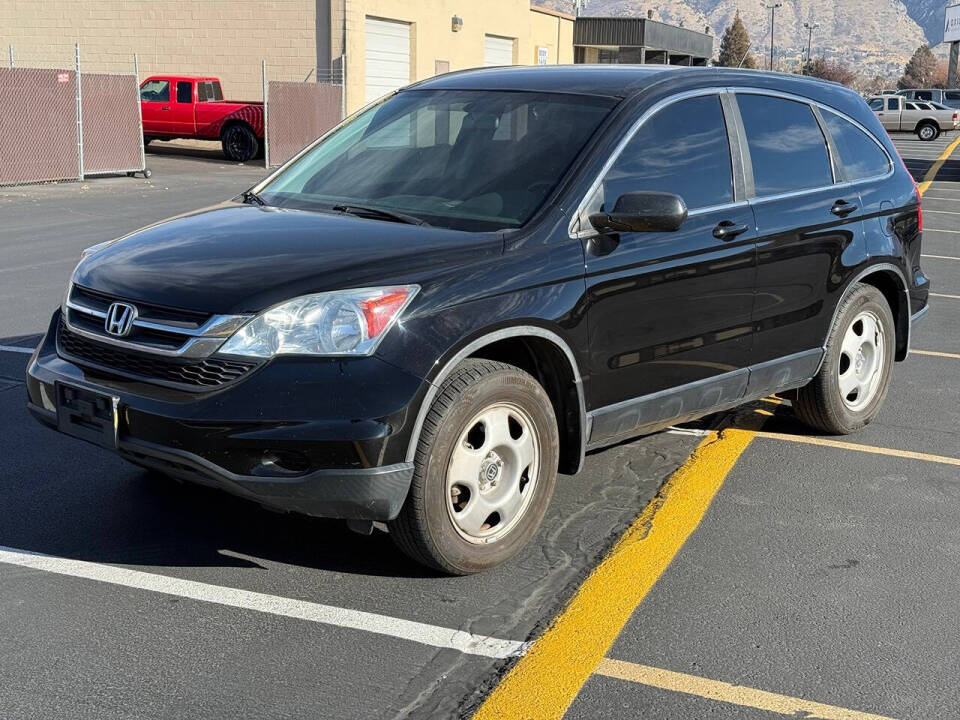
218, 286, 419, 358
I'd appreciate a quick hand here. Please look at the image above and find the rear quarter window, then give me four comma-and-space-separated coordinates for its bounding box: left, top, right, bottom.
737, 94, 833, 196
821, 111, 890, 182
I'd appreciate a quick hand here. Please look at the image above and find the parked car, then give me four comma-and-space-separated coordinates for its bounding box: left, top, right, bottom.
139, 75, 264, 161
28, 67, 928, 573
868, 94, 958, 140
898, 88, 960, 109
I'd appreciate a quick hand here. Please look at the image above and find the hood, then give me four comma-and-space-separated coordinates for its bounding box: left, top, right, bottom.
74, 203, 501, 314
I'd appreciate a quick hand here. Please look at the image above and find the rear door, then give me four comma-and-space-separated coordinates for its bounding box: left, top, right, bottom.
581, 91, 757, 436
139, 78, 171, 134
738, 91, 865, 379
169, 80, 196, 135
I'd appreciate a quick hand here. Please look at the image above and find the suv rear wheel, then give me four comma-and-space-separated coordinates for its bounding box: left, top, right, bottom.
390, 359, 559, 574
794, 283, 895, 434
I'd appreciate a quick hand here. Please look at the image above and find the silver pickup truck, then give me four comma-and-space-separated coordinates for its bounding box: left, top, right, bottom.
868, 95, 959, 141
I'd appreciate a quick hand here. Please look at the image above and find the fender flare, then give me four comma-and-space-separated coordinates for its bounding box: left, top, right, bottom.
815, 262, 911, 374
403, 326, 588, 473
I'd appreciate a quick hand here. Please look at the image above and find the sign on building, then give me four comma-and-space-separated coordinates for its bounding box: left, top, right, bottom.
946, 4, 960, 44
537, 46, 549, 65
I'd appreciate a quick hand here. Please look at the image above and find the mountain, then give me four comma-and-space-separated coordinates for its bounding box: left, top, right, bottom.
540, 0, 931, 78
903, 0, 949, 46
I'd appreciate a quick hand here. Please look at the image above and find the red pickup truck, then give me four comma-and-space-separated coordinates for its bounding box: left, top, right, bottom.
139, 75, 264, 162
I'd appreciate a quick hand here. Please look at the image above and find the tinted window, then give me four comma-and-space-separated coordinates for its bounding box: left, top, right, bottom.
916, 91, 933, 101
946, 91, 960, 101
888, 97, 901, 110
868, 98, 883, 111
737, 94, 833, 196
198, 82, 209, 102
602, 94, 733, 211
211, 82, 223, 101
176, 81, 192, 103
821, 111, 890, 182
140, 80, 169, 102
905, 102, 917, 110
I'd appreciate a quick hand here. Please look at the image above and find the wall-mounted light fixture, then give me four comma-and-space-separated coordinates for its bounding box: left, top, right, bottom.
451, 15, 463, 32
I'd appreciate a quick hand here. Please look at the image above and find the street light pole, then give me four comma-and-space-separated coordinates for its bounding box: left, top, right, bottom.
804, 21, 820, 72
761, 2, 782, 71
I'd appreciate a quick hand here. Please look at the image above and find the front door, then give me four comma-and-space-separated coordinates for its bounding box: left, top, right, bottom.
139, 78, 171, 135
581, 92, 757, 443
169, 80, 195, 135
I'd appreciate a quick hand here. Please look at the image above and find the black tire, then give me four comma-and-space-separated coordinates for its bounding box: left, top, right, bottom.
917, 122, 940, 141
389, 359, 559, 574
221, 123, 259, 162
794, 283, 895, 435
142, 136, 153, 146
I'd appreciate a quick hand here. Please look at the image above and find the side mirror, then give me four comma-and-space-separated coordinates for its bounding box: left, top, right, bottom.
588, 191, 688, 234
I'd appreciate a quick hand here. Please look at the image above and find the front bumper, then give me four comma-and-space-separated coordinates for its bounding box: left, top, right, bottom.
26, 311, 426, 521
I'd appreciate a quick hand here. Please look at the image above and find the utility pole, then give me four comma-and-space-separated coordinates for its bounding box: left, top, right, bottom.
803, 22, 820, 72
761, 2, 782, 71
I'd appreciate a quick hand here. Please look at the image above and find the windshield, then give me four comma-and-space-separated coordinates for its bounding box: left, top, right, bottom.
258, 89, 617, 232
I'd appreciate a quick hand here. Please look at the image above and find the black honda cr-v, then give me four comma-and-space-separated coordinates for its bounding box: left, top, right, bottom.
27, 66, 929, 573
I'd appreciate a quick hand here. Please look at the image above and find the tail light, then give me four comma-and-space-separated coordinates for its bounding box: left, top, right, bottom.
912, 175, 923, 232
891, 142, 923, 232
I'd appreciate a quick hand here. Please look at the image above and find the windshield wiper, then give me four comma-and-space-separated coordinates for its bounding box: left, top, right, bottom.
241, 190, 266, 206
332, 204, 428, 226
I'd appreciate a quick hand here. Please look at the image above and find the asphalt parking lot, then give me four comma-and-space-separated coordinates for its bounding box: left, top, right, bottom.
1, 134, 958, 719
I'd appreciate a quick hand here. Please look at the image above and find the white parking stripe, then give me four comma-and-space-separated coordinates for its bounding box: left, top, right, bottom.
0, 345, 34, 354
922, 254, 960, 260
931, 292, 960, 300
0, 545, 527, 659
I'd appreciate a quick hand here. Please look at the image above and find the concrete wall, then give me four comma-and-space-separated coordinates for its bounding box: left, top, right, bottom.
339, 1, 573, 113
0, 0, 317, 101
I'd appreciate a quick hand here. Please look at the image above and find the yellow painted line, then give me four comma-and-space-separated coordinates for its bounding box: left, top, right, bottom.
752, 430, 960, 467
930, 292, 960, 300
596, 659, 895, 720
917, 133, 960, 195
472, 414, 765, 720
913, 349, 960, 359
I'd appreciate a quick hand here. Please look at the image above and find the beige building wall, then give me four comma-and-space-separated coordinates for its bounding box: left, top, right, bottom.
529, 6, 574, 66
339, 1, 573, 113
0, 0, 317, 101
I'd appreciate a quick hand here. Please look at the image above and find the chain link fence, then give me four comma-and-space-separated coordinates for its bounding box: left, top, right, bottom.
263, 62, 345, 168
0, 44, 145, 186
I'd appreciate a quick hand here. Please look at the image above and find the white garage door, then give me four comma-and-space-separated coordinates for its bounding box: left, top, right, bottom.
484, 35, 515, 67
365, 17, 410, 104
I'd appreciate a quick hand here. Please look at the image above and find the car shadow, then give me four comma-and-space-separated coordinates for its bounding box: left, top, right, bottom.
146, 141, 266, 169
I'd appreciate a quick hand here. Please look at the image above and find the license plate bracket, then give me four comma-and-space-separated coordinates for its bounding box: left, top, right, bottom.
55, 382, 119, 450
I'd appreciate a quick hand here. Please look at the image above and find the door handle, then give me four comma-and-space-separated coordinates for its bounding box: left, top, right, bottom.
830, 200, 859, 217
713, 221, 750, 240
160, 105, 170, 110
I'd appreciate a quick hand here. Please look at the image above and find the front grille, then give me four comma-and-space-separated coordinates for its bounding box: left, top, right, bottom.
63, 284, 250, 359
57, 320, 260, 391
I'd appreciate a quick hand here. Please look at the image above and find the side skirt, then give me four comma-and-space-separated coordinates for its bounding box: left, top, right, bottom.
586, 348, 822, 451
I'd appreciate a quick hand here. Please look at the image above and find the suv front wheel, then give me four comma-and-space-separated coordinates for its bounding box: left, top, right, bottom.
390, 359, 559, 574
794, 283, 895, 434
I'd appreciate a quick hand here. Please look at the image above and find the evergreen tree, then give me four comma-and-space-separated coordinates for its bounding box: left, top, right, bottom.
898, 45, 937, 89
716, 11, 754, 69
